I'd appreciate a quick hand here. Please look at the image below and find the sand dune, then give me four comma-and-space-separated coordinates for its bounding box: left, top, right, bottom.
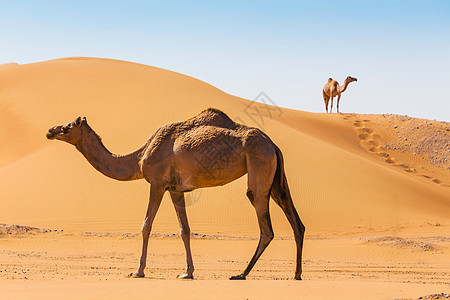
0, 57, 448, 235
1, 57, 449, 298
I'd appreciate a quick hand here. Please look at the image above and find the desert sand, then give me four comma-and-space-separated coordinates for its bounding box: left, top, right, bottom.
0, 58, 449, 299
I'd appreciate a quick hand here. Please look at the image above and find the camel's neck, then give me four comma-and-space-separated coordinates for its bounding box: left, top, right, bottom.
338, 79, 351, 93
76, 126, 144, 181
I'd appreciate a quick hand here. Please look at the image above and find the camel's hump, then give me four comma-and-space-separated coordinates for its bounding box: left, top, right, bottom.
191, 108, 237, 128
198, 107, 232, 119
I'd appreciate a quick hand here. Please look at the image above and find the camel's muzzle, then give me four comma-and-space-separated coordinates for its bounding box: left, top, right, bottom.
46, 131, 56, 139
46, 127, 61, 140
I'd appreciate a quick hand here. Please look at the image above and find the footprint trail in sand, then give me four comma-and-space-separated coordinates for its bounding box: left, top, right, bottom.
345, 114, 449, 187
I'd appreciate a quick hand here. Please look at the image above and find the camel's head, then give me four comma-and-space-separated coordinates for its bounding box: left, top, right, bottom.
346, 76, 357, 83
46, 116, 87, 145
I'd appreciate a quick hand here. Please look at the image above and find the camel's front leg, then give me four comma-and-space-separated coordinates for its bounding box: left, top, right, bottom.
170, 191, 194, 279
337, 94, 341, 113
129, 184, 165, 278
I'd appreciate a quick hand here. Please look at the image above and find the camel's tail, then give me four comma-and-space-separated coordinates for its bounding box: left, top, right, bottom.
270, 145, 305, 280
270, 145, 295, 210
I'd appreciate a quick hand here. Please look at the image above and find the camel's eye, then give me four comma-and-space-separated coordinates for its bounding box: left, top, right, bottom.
62, 126, 69, 134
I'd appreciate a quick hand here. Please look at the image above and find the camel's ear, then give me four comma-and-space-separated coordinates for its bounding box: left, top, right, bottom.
75, 116, 87, 127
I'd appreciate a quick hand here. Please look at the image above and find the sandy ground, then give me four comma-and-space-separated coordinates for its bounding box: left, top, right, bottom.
0, 58, 449, 299
1, 224, 449, 299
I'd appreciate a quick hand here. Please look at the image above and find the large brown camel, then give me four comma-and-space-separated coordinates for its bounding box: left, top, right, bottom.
322, 76, 357, 113
46, 108, 305, 280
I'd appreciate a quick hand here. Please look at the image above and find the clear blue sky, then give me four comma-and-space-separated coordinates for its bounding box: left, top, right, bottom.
1, 0, 449, 121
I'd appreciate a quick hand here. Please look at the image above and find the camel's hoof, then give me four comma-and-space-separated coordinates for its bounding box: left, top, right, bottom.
294, 275, 302, 280
127, 271, 145, 278
177, 273, 194, 279
229, 274, 246, 280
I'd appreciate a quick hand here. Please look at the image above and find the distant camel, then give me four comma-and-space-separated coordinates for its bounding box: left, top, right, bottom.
322, 76, 357, 113
46, 108, 305, 280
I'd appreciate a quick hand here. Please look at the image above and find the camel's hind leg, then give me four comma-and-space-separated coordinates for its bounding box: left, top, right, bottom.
274, 199, 305, 279
270, 145, 305, 279
170, 191, 194, 279
230, 191, 273, 280
230, 154, 276, 280
323, 91, 330, 113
